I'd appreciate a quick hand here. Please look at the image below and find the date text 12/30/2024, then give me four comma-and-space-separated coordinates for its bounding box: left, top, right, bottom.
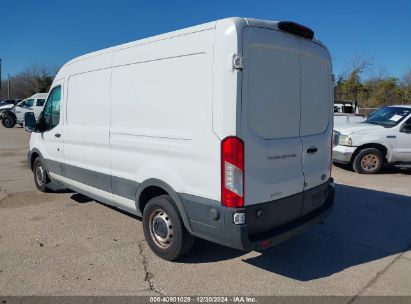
149, 296, 257, 303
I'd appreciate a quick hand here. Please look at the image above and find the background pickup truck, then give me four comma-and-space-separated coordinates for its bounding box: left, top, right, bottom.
333, 105, 411, 174
1, 93, 47, 128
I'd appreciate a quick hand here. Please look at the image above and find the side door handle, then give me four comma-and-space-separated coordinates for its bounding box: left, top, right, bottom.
55, 133, 61, 138
307, 147, 318, 154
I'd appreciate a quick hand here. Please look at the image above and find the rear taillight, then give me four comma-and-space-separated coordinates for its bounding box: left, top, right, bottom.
221, 136, 244, 208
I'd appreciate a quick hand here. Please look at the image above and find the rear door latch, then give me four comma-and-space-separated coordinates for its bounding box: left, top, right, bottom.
232, 54, 245, 70
307, 147, 318, 154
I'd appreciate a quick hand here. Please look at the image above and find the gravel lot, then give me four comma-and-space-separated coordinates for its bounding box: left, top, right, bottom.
0, 126, 410, 299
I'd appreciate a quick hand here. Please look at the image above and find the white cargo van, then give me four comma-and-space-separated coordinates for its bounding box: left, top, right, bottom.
25, 17, 335, 260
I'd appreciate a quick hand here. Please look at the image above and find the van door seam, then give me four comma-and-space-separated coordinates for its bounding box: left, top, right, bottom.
298, 38, 307, 215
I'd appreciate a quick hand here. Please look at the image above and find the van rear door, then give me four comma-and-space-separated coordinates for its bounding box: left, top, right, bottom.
241, 27, 305, 206
299, 39, 333, 192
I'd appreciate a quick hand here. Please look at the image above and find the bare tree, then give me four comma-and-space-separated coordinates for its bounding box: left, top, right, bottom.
335, 57, 374, 111
0, 64, 59, 99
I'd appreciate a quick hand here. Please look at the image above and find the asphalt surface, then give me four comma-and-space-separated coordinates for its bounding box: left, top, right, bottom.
0, 126, 410, 299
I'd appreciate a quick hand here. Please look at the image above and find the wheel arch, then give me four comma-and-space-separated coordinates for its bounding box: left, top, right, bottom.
28, 148, 48, 172
4, 110, 17, 120
135, 179, 193, 233
351, 143, 388, 163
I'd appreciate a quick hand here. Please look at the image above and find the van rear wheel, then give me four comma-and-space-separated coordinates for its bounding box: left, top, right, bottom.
353, 148, 383, 174
143, 195, 194, 261
33, 157, 51, 192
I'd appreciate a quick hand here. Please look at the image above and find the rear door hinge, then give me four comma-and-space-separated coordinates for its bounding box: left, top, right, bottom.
233, 54, 245, 70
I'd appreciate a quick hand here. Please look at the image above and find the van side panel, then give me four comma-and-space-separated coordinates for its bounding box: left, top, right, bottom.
110, 29, 221, 202
63, 67, 112, 193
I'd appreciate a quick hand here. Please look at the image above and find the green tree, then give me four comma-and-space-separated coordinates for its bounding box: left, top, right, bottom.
365, 77, 402, 107
334, 58, 371, 110
400, 68, 411, 104
334, 59, 411, 109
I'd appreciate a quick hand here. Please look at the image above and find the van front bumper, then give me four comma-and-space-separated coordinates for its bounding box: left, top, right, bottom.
180, 179, 334, 251
332, 145, 357, 164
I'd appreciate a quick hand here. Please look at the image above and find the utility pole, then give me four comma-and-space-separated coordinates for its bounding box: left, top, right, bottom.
0, 58, 2, 97
8, 74, 10, 99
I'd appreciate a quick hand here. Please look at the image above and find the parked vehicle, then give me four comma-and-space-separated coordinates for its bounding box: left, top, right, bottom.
0, 101, 18, 126
334, 102, 356, 114
0, 99, 17, 106
1, 93, 47, 128
333, 105, 411, 174
24, 17, 335, 260
0, 100, 17, 116
334, 113, 366, 127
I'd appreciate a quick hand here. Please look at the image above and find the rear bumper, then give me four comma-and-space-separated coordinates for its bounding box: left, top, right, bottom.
179, 179, 335, 251
332, 145, 357, 164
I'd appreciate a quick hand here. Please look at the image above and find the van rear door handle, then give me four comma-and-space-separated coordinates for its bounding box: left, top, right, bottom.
55, 133, 61, 138
307, 147, 318, 154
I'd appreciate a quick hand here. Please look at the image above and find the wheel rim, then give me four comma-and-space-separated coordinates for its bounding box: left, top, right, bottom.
35, 165, 45, 186
4, 118, 12, 127
360, 154, 380, 172
148, 208, 173, 249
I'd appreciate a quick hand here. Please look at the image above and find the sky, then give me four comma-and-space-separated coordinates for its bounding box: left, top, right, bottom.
1, 0, 411, 79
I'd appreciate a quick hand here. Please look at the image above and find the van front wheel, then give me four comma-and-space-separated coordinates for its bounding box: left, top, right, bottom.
143, 195, 194, 261
33, 157, 51, 192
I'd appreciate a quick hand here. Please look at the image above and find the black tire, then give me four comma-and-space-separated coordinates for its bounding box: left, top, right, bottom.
33, 157, 51, 192
353, 148, 384, 174
2, 114, 16, 128
143, 195, 194, 261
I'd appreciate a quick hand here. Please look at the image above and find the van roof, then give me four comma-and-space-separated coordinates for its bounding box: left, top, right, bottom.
56, 17, 325, 80
62, 18, 219, 68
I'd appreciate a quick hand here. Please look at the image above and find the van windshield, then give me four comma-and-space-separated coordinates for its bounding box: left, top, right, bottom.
365, 107, 411, 127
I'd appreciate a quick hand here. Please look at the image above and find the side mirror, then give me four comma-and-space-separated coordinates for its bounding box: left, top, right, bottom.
24, 112, 37, 132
